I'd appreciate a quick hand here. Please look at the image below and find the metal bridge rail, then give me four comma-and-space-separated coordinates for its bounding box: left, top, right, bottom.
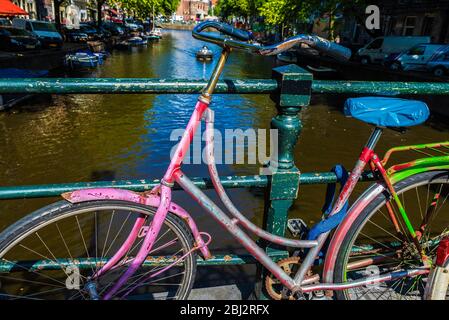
1, 78, 449, 95
0, 64, 447, 298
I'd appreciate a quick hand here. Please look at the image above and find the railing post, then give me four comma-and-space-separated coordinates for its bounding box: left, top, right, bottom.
255, 64, 313, 299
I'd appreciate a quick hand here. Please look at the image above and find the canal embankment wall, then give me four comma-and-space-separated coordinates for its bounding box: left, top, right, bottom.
161, 23, 195, 31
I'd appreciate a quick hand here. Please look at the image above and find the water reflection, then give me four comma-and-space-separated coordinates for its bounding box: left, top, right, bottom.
0, 30, 448, 256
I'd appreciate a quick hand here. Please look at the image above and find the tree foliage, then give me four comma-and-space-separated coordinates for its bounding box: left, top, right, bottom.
109, 0, 180, 19
216, 0, 261, 21
217, 0, 366, 36
259, 0, 312, 26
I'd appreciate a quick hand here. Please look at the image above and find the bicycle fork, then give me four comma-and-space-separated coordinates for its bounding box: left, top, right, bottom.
102, 184, 173, 300
99, 48, 233, 300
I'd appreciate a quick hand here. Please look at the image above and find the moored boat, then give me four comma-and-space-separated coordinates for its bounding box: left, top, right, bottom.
148, 27, 162, 40
196, 46, 213, 61
65, 52, 99, 69
128, 36, 147, 46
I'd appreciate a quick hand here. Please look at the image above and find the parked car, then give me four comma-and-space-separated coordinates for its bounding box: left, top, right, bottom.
426, 49, 449, 77
102, 22, 125, 36
0, 18, 12, 26
12, 19, 62, 48
356, 36, 430, 65
390, 44, 447, 72
383, 52, 402, 68
78, 23, 102, 40
62, 27, 89, 43
0, 26, 40, 51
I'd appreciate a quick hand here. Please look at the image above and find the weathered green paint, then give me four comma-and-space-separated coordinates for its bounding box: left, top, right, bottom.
313, 80, 449, 95
264, 66, 312, 240
0, 252, 289, 273
0, 171, 375, 200
0, 78, 278, 94
0, 175, 267, 200
269, 168, 301, 200
271, 64, 313, 107
253, 66, 314, 299
2, 78, 449, 96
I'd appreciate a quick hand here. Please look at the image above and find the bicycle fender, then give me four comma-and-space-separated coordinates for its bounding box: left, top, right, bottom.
322, 182, 386, 284
61, 188, 212, 259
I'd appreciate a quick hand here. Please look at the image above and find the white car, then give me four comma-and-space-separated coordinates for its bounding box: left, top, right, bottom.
357, 36, 430, 65
390, 44, 447, 72
426, 49, 449, 77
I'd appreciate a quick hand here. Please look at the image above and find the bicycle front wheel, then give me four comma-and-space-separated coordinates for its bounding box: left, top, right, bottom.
333, 170, 449, 300
0, 200, 197, 300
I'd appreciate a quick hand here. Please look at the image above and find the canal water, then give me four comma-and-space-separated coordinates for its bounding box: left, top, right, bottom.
1, 29, 449, 290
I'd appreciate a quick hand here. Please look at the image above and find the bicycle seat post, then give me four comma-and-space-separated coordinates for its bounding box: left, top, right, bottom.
366, 127, 383, 150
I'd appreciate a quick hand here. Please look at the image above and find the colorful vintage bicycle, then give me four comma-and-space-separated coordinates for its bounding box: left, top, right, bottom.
0, 21, 448, 300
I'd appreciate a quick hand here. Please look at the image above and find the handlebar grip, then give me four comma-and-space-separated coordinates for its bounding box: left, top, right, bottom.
312, 36, 352, 61
194, 21, 253, 42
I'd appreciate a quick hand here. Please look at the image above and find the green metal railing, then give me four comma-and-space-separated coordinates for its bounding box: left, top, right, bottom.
2, 78, 449, 95
0, 64, 448, 296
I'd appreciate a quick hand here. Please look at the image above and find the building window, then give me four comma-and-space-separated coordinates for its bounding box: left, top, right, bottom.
421, 16, 434, 36
386, 17, 397, 35
403, 16, 416, 36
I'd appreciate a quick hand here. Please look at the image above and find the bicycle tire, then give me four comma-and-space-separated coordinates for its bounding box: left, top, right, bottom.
333, 170, 449, 300
0, 200, 197, 300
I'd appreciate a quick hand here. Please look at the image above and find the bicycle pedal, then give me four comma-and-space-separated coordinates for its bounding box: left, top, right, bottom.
287, 219, 309, 238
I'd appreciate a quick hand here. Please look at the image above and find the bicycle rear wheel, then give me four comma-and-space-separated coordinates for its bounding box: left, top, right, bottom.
333, 171, 449, 300
0, 200, 197, 300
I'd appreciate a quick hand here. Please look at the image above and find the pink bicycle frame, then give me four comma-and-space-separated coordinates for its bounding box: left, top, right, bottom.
62, 48, 429, 299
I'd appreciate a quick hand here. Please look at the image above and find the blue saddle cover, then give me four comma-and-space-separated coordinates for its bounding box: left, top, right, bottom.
344, 97, 429, 127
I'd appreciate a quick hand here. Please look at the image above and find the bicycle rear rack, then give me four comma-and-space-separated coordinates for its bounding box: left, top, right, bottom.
382, 141, 449, 175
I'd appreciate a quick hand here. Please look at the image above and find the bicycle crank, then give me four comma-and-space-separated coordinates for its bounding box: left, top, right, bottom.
265, 257, 308, 300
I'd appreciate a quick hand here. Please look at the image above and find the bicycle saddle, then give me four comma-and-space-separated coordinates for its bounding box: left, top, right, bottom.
344, 97, 430, 128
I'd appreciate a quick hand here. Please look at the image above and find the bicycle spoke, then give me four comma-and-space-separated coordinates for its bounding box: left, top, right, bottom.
75, 215, 96, 276
103, 212, 132, 258
0, 202, 194, 300
365, 219, 403, 243
343, 175, 449, 300
100, 210, 115, 262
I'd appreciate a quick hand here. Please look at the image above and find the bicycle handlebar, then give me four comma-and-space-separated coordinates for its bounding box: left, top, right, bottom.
194, 20, 253, 42
192, 21, 352, 62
